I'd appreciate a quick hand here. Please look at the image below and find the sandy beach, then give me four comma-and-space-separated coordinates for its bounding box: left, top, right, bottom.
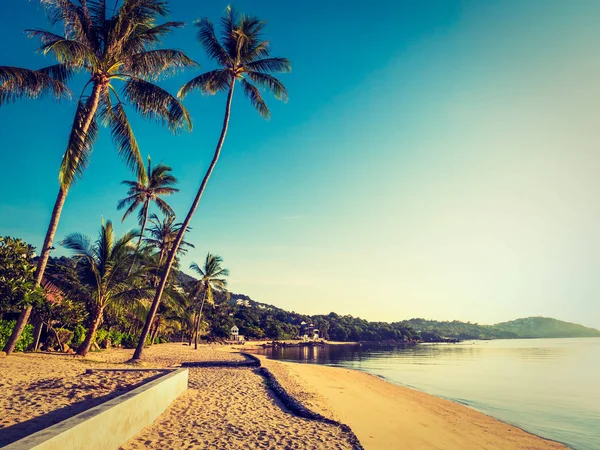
259, 356, 568, 450
0, 343, 568, 449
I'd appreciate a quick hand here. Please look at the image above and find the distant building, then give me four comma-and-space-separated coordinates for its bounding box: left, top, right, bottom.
229, 325, 244, 342
300, 322, 320, 341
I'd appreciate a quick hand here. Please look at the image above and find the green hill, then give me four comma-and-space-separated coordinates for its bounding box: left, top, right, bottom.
177, 270, 600, 342
492, 317, 600, 338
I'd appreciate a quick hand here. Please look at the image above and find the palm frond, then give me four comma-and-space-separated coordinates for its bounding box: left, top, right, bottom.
106, 102, 146, 183
241, 79, 269, 118
60, 232, 94, 258
189, 262, 206, 277
154, 197, 175, 217
178, 69, 231, 98
122, 49, 197, 80
246, 71, 288, 102
245, 57, 291, 74
195, 18, 231, 67
59, 94, 100, 186
0, 66, 70, 105
123, 77, 192, 132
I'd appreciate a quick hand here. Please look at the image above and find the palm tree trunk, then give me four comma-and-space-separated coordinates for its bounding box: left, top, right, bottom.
3, 81, 104, 356
128, 201, 149, 276
194, 292, 208, 350
29, 314, 44, 351
188, 311, 196, 346
132, 81, 236, 361
78, 307, 103, 357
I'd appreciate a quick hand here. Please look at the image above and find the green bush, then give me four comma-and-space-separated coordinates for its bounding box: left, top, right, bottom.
0, 320, 33, 352
95, 329, 109, 348
121, 333, 138, 349
109, 330, 124, 347
72, 324, 86, 348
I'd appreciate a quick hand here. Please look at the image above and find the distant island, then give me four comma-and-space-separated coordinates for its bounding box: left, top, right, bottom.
179, 273, 600, 343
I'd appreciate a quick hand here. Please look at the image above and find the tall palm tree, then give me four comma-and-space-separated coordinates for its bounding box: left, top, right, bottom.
58, 220, 150, 356
118, 156, 179, 264
4, 0, 194, 355
133, 7, 290, 360
188, 253, 229, 349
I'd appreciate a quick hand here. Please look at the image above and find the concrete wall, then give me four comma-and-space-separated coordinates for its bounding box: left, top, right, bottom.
3, 368, 188, 450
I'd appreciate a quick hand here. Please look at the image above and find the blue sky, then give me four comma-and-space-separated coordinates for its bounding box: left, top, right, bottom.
1, 1, 599, 328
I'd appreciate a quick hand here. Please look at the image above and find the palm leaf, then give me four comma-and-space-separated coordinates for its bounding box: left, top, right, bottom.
59, 95, 100, 186
122, 49, 197, 80
0, 66, 70, 105
195, 18, 231, 67
241, 79, 269, 118
178, 69, 231, 98
123, 77, 192, 132
246, 71, 288, 101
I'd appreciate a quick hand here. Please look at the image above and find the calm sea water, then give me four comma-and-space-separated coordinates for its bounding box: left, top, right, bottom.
252, 338, 600, 450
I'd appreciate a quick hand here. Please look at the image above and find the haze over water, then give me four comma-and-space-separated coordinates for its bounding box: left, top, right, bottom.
254, 338, 600, 450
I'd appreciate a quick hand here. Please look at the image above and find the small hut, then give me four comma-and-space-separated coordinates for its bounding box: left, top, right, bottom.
229, 325, 244, 342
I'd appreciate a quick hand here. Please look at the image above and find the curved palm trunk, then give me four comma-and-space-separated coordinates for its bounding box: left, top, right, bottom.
188, 311, 197, 346
132, 81, 236, 360
128, 201, 149, 276
3, 82, 104, 356
78, 307, 103, 357
194, 291, 208, 350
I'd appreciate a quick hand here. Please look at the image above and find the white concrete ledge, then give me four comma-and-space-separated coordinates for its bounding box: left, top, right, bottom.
2, 368, 188, 450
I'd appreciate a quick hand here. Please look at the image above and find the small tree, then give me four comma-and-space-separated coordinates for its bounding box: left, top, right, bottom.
59, 220, 151, 356
0, 237, 43, 314
188, 253, 229, 349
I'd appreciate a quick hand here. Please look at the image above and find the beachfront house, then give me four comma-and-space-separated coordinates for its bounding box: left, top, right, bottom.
229, 325, 245, 342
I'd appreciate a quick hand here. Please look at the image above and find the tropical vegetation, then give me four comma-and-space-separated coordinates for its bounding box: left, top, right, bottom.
2, 0, 192, 355
132, 6, 291, 360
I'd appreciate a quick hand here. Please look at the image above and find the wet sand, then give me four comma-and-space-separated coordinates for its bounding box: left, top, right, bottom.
259, 356, 568, 450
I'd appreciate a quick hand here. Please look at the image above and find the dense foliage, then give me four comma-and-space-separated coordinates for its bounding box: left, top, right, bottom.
0, 237, 42, 312
0, 320, 34, 352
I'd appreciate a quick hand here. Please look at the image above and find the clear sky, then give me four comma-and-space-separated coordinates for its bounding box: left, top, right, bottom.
1, 0, 599, 328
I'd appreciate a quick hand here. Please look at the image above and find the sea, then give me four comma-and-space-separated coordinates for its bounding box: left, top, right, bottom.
251, 338, 600, 450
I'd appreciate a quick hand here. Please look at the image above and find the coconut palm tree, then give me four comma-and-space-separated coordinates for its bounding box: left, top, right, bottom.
188, 253, 229, 349
133, 7, 290, 360
4, 0, 194, 355
59, 220, 150, 356
118, 156, 179, 268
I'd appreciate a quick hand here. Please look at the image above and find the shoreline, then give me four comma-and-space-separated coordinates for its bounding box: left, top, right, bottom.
253, 354, 568, 450
1, 344, 571, 449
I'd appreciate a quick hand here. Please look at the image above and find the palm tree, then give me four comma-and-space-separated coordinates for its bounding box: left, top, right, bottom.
4, 0, 194, 355
118, 156, 179, 267
133, 7, 290, 360
58, 220, 150, 356
143, 213, 194, 270
188, 253, 229, 349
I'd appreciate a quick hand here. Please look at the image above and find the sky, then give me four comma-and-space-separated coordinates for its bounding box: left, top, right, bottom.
1, 0, 599, 328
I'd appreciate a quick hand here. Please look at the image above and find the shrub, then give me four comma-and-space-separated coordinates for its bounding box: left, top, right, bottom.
0, 320, 33, 352
109, 330, 124, 347
121, 333, 138, 349
72, 324, 86, 348
95, 329, 110, 348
